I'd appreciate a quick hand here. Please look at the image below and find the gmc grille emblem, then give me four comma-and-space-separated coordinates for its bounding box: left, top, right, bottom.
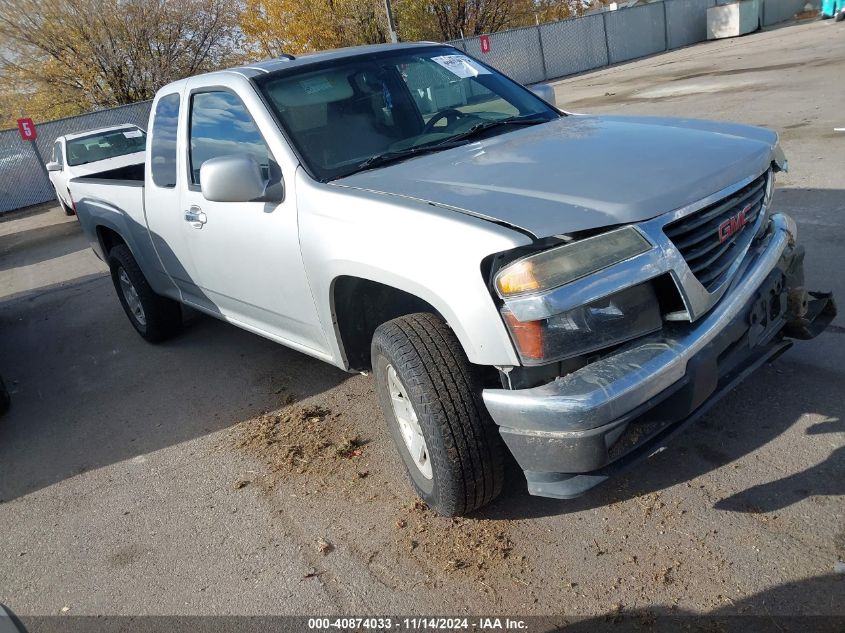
718, 204, 751, 244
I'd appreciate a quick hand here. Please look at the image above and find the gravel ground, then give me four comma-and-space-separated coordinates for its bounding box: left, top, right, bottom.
0, 18, 842, 622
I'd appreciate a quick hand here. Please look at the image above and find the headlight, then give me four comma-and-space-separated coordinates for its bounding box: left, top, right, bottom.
502, 283, 662, 365
494, 227, 652, 298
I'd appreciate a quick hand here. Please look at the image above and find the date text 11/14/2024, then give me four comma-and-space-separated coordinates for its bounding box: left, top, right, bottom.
307, 618, 528, 630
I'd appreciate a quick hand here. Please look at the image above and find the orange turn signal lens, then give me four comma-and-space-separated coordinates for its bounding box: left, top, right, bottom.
494, 228, 652, 297
495, 260, 539, 295
503, 311, 544, 360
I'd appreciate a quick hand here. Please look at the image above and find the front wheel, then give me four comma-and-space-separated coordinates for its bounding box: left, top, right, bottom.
372, 313, 505, 516
107, 244, 182, 342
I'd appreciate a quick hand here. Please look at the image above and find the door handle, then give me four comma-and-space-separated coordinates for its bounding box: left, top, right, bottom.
184, 206, 207, 228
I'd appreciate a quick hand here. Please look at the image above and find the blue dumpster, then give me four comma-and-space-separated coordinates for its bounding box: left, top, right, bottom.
822, 0, 844, 18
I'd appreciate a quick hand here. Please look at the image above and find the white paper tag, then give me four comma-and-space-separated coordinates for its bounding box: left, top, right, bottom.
123, 129, 143, 138
431, 55, 490, 79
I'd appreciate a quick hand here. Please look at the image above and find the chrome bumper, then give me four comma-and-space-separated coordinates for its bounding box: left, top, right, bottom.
483, 212, 797, 435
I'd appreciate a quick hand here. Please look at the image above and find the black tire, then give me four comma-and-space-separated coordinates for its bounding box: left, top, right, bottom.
372, 312, 505, 516
107, 244, 182, 342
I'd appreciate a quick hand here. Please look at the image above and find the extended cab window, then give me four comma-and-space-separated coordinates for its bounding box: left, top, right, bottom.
189, 91, 273, 185
150, 93, 180, 188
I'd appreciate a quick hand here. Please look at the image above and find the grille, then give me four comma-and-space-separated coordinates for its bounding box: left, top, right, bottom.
664, 171, 769, 291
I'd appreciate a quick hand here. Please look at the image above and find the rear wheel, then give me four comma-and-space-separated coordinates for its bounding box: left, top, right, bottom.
107, 244, 182, 342
372, 312, 505, 516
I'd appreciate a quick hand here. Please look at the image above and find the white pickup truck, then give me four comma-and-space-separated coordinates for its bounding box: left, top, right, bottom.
69, 43, 835, 516
46, 124, 146, 215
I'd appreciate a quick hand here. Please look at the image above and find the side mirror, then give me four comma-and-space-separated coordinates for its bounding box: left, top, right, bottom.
46, 161, 62, 172
199, 154, 283, 203
529, 83, 556, 107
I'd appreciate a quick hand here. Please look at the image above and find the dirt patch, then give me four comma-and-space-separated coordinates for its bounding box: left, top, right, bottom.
393, 499, 526, 585
233, 401, 528, 595
234, 404, 369, 488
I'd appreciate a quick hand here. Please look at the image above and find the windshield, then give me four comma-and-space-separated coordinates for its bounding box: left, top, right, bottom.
256, 46, 559, 181
66, 127, 146, 166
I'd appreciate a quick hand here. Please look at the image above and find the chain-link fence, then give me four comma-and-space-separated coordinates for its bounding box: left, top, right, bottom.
539, 14, 610, 78
0, 0, 820, 214
0, 101, 151, 214
447, 0, 819, 85
762, 0, 810, 24
666, 0, 717, 48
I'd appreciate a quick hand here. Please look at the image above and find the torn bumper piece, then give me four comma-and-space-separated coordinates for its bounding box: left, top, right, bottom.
482, 213, 837, 499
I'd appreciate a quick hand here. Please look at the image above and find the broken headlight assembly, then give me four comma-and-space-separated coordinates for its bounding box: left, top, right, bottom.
494, 227, 662, 365
495, 227, 652, 297
502, 283, 662, 364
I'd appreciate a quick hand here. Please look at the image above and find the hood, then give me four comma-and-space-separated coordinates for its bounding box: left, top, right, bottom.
69, 150, 145, 176
332, 115, 778, 238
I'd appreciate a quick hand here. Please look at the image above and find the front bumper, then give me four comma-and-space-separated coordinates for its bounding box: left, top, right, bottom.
482, 213, 837, 499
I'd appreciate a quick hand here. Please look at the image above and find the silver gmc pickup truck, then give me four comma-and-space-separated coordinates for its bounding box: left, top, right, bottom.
68, 42, 836, 516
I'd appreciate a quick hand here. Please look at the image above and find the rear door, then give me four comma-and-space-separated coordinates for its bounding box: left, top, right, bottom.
175, 75, 329, 357
143, 88, 210, 306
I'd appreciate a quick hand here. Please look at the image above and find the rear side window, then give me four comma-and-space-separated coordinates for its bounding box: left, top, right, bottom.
150, 93, 180, 188
188, 91, 272, 185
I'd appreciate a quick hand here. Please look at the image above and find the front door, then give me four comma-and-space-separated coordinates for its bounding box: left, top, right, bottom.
176, 84, 328, 356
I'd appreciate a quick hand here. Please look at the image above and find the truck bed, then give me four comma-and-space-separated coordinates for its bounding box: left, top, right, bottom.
73, 161, 144, 184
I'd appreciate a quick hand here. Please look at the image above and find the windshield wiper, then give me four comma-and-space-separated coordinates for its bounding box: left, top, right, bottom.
354, 141, 467, 173
430, 115, 549, 147
352, 116, 549, 175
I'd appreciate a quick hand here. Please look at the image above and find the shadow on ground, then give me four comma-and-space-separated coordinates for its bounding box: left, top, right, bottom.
0, 275, 350, 501
0, 220, 84, 272
562, 574, 844, 631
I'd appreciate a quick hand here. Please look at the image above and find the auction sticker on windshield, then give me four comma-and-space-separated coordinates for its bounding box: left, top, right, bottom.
431, 55, 490, 78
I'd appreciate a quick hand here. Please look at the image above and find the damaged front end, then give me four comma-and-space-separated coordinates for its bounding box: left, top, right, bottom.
482, 167, 836, 499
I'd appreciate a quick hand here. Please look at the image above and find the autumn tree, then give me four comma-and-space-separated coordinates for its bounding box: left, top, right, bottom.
240, 0, 390, 57
0, 0, 243, 127
533, 0, 589, 23
239, 0, 592, 60
394, 0, 587, 42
